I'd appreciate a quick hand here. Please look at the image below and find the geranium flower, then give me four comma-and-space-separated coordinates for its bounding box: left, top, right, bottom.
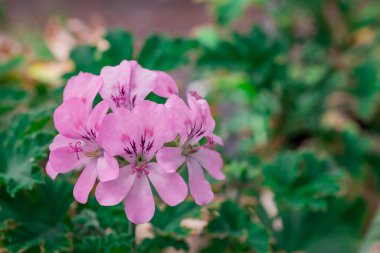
95, 101, 187, 224
99, 60, 178, 111
47, 73, 119, 204
156, 92, 224, 205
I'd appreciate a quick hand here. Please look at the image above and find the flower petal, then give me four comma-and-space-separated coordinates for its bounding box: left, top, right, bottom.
73, 160, 97, 204
63, 72, 102, 111
129, 60, 158, 103
148, 163, 188, 206
95, 166, 136, 206
46, 161, 58, 180
187, 158, 214, 205
124, 175, 155, 224
96, 151, 119, 182
153, 71, 178, 97
192, 148, 225, 180
100, 60, 131, 111
54, 97, 88, 139
156, 147, 186, 173
86, 100, 110, 143
49, 141, 89, 173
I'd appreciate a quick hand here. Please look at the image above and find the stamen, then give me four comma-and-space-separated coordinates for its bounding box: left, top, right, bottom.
66, 142, 83, 160
131, 163, 149, 178
189, 91, 203, 100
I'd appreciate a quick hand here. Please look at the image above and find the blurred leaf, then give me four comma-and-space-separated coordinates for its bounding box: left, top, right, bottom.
103, 28, 134, 65
139, 235, 188, 253
207, 200, 250, 237
151, 201, 201, 236
0, 179, 73, 252
214, 0, 253, 26
75, 233, 132, 253
247, 223, 270, 253
0, 56, 24, 77
70, 45, 102, 74
263, 151, 343, 211
138, 34, 198, 71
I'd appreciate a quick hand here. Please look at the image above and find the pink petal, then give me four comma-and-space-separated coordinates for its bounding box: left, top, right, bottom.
63, 72, 103, 111
187, 158, 214, 205
100, 110, 135, 158
86, 100, 110, 143
96, 151, 119, 182
49, 141, 89, 173
54, 97, 88, 139
187, 92, 215, 139
124, 175, 155, 224
49, 134, 76, 150
129, 60, 158, 103
73, 160, 97, 204
192, 148, 225, 180
153, 71, 178, 97
156, 147, 186, 173
46, 161, 59, 180
100, 60, 131, 111
95, 166, 136, 206
209, 133, 224, 146
148, 163, 188, 206
165, 95, 192, 145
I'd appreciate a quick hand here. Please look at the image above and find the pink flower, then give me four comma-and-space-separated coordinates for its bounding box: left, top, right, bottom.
156, 92, 224, 206
95, 101, 187, 224
99, 60, 178, 111
47, 73, 119, 204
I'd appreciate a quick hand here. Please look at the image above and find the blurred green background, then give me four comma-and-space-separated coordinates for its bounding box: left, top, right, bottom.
1, 0, 380, 252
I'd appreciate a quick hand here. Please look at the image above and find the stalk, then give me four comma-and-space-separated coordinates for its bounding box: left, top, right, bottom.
129, 222, 137, 253
359, 205, 380, 253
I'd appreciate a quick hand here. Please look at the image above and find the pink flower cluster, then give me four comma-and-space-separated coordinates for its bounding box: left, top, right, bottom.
46, 60, 224, 224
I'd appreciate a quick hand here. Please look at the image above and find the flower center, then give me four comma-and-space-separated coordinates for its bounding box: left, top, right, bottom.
85, 149, 101, 159
131, 163, 149, 177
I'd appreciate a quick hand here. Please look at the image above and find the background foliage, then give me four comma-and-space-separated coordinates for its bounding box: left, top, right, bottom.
1, 0, 380, 252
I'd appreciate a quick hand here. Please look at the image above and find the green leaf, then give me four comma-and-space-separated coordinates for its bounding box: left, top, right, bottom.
75, 233, 132, 253
207, 200, 250, 237
0, 56, 24, 77
138, 235, 188, 253
0, 112, 53, 196
263, 151, 343, 211
0, 179, 73, 252
70, 45, 102, 74
247, 223, 270, 253
214, 0, 252, 26
151, 201, 201, 236
138, 34, 198, 71
103, 28, 134, 65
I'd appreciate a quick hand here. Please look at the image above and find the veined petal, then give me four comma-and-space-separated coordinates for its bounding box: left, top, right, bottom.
54, 97, 89, 139
45, 161, 59, 180
95, 166, 136, 206
73, 160, 97, 204
124, 175, 155, 224
86, 100, 110, 143
49, 140, 90, 173
153, 71, 178, 97
129, 60, 158, 103
63, 72, 102, 111
100, 60, 131, 110
156, 147, 186, 173
148, 163, 188, 206
96, 151, 119, 182
192, 148, 225, 180
187, 158, 214, 206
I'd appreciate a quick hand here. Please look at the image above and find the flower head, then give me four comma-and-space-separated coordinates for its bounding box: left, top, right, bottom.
157, 92, 224, 205
96, 101, 187, 224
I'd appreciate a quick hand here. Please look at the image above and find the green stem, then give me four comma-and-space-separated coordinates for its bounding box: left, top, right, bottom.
359, 205, 380, 253
129, 222, 137, 253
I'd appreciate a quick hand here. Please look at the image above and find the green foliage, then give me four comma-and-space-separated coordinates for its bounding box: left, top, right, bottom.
263, 151, 343, 211
0, 180, 73, 252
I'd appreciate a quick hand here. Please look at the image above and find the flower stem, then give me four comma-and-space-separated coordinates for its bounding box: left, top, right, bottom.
129, 222, 137, 252
359, 204, 380, 253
